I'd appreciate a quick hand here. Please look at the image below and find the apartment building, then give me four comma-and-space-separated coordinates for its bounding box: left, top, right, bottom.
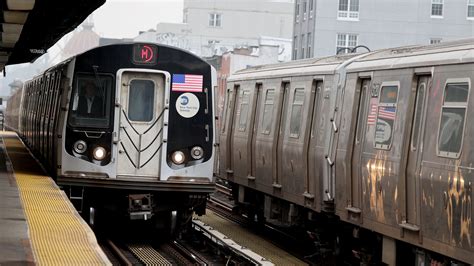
293, 0, 474, 59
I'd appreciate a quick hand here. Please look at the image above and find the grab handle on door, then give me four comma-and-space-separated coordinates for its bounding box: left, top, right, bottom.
330, 118, 338, 133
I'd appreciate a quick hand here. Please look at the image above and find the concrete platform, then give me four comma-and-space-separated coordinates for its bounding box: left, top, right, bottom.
0, 136, 34, 264
0, 132, 110, 265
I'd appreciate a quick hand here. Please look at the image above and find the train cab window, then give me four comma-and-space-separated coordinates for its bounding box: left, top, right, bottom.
374, 85, 398, 150
238, 90, 250, 131
128, 79, 155, 122
261, 89, 275, 134
437, 81, 469, 158
290, 88, 305, 138
69, 74, 113, 128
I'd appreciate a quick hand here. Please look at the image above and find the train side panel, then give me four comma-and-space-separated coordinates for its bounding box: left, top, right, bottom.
418, 64, 473, 262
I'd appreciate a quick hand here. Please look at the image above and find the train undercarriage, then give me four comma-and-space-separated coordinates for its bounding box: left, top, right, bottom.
220, 179, 469, 266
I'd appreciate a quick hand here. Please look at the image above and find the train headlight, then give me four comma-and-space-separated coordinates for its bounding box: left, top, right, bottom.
93, 146, 106, 161
73, 140, 87, 154
171, 151, 185, 165
190, 146, 204, 160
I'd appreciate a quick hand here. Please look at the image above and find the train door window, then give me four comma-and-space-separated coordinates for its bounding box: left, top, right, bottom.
261, 89, 275, 135
68, 74, 113, 128
374, 84, 399, 150
410, 81, 427, 150
128, 79, 155, 122
290, 88, 305, 138
355, 80, 370, 143
437, 80, 469, 158
238, 90, 250, 131
221, 88, 231, 133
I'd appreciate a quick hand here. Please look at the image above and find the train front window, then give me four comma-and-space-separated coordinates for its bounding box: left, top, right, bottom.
68, 74, 113, 128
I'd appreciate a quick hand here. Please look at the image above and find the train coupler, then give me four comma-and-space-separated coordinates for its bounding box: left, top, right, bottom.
128, 194, 153, 220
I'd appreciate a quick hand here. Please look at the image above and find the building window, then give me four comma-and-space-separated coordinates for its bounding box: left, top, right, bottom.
336, 33, 358, 54
293, 36, 298, 60
437, 81, 469, 158
295, 1, 300, 23
338, 0, 359, 20
303, 1, 307, 20
209, 13, 221, 27
301, 34, 306, 59
431, 0, 443, 17
430, 38, 442, 44
307, 33, 312, 58
468, 0, 474, 19
183, 9, 188, 23
309, 0, 314, 18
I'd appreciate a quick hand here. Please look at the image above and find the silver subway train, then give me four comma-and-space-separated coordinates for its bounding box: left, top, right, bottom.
219, 38, 473, 264
6, 43, 216, 229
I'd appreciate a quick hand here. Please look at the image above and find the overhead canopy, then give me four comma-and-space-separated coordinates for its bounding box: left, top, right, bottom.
1, 0, 105, 70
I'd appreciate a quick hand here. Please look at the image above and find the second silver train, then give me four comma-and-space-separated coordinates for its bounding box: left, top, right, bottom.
218, 39, 473, 264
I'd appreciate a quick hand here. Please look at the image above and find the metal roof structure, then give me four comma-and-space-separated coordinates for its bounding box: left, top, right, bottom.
1, 0, 105, 72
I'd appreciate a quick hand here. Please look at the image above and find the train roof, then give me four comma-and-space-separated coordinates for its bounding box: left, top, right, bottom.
28, 42, 212, 82
228, 53, 359, 81
228, 38, 474, 82
346, 38, 474, 72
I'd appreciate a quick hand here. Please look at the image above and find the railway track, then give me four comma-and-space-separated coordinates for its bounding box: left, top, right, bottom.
101, 238, 210, 265
208, 183, 323, 265
96, 181, 305, 265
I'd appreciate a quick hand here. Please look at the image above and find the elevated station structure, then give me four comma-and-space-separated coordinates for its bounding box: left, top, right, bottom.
0, 0, 105, 72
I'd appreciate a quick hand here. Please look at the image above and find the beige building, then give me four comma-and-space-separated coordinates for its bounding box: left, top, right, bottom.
135, 0, 294, 57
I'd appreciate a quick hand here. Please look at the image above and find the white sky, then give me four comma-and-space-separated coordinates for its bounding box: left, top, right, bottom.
92, 0, 184, 38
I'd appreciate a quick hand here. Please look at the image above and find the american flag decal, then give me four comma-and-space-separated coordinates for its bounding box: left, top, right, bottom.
367, 103, 377, 125
367, 98, 378, 125
172, 74, 203, 92
378, 106, 396, 120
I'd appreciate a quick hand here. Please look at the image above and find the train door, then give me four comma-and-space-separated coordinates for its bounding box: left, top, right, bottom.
305, 80, 323, 197
117, 70, 166, 178
307, 80, 325, 211
278, 79, 315, 203
249, 84, 263, 179
275, 82, 290, 187
253, 85, 278, 190
350, 79, 371, 212
231, 85, 254, 181
402, 75, 430, 231
219, 85, 237, 177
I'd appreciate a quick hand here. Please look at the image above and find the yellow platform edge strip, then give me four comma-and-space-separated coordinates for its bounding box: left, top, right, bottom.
1, 132, 111, 265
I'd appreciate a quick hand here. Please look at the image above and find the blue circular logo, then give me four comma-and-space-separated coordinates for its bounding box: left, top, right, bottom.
180, 96, 189, 105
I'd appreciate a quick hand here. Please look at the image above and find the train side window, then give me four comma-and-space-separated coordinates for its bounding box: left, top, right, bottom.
289, 88, 305, 138
261, 89, 275, 135
437, 81, 469, 158
238, 90, 250, 131
128, 79, 155, 122
374, 84, 399, 150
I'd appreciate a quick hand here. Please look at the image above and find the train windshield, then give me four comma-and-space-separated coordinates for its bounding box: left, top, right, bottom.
68, 74, 113, 128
